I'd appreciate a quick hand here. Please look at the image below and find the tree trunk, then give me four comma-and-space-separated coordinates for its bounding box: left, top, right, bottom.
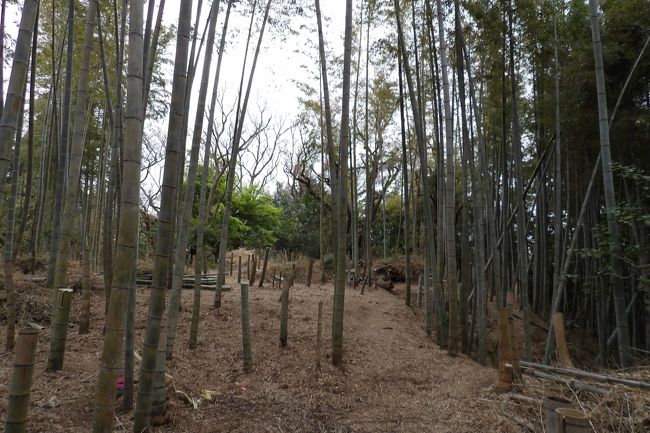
92, 0, 144, 429
315, 0, 339, 264
214, 0, 272, 313
47, 0, 75, 291
507, 0, 531, 360
332, 0, 352, 367
190, 0, 233, 349
395, 0, 443, 343
3, 74, 28, 351
13, 15, 37, 260
0, 0, 38, 187
166, 0, 221, 360
434, 0, 459, 353
397, 45, 411, 307
588, 0, 632, 368
131, 0, 193, 429
47, 0, 98, 371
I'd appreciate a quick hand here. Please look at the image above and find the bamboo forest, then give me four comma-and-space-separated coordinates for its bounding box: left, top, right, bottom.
1, 0, 649, 431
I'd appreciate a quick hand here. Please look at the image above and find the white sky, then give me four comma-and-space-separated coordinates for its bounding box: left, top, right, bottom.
149, 0, 348, 193
157, 0, 347, 131
2, 0, 350, 196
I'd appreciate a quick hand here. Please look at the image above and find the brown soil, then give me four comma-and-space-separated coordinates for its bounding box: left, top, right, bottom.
0, 271, 512, 433
3, 267, 647, 432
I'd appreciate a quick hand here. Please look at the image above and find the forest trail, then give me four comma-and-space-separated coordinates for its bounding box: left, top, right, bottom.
0, 278, 509, 433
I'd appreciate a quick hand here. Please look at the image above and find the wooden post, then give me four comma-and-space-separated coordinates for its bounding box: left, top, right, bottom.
307, 258, 314, 288
258, 247, 270, 288
496, 308, 513, 392
237, 255, 242, 283
279, 268, 297, 347
416, 274, 423, 307
230, 253, 234, 276
271, 270, 276, 288
246, 255, 251, 280
5, 327, 40, 433
79, 247, 91, 334
316, 301, 323, 370
553, 312, 574, 368
46, 288, 74, 371
241, 281, 252, 372
543, 396, 573, 433
250, 255, 257, 285
555, 408, 590, 433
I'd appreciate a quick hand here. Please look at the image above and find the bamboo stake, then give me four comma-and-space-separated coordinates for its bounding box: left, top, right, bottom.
258, 247, 269, 288
241, 281, 252, 372
279, 268, 297, 347
316, 301, 323, 370
250, 254, 257, 285
307, 258, 314, 288
237, 255, 242, 283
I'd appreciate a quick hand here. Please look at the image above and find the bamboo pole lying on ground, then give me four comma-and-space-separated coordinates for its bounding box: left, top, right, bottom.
520, 360, 650, 390
523, 369, 608, 395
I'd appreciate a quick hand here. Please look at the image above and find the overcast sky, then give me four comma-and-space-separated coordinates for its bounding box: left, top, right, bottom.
2, 1, 352, 196
157, 0, 347, 127
150, 1, 349, 192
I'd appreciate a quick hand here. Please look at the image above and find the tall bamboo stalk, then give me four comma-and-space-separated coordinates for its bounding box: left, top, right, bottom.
47, 0, 99, 371
588, 0, 631, 368
92, 0, 145, 429
132, 0, 193, 429
332, 0, 352, 366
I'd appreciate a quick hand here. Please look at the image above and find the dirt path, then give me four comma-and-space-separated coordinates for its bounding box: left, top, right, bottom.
1, 278, 507, 432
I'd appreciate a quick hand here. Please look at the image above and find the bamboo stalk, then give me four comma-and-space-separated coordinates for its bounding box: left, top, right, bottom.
46, 288, 74, 371
5, 327, 39, 433
552, 313, 573, 368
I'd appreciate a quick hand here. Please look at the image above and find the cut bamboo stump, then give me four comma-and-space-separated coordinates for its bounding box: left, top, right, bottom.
543, 396, 573, 433
5, 326, 40, 433
240, 282, 252, 372
553, 312, 574, 368
555, 408, 590, 433
316, 301, 323, 370
47, 288, 74, 372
